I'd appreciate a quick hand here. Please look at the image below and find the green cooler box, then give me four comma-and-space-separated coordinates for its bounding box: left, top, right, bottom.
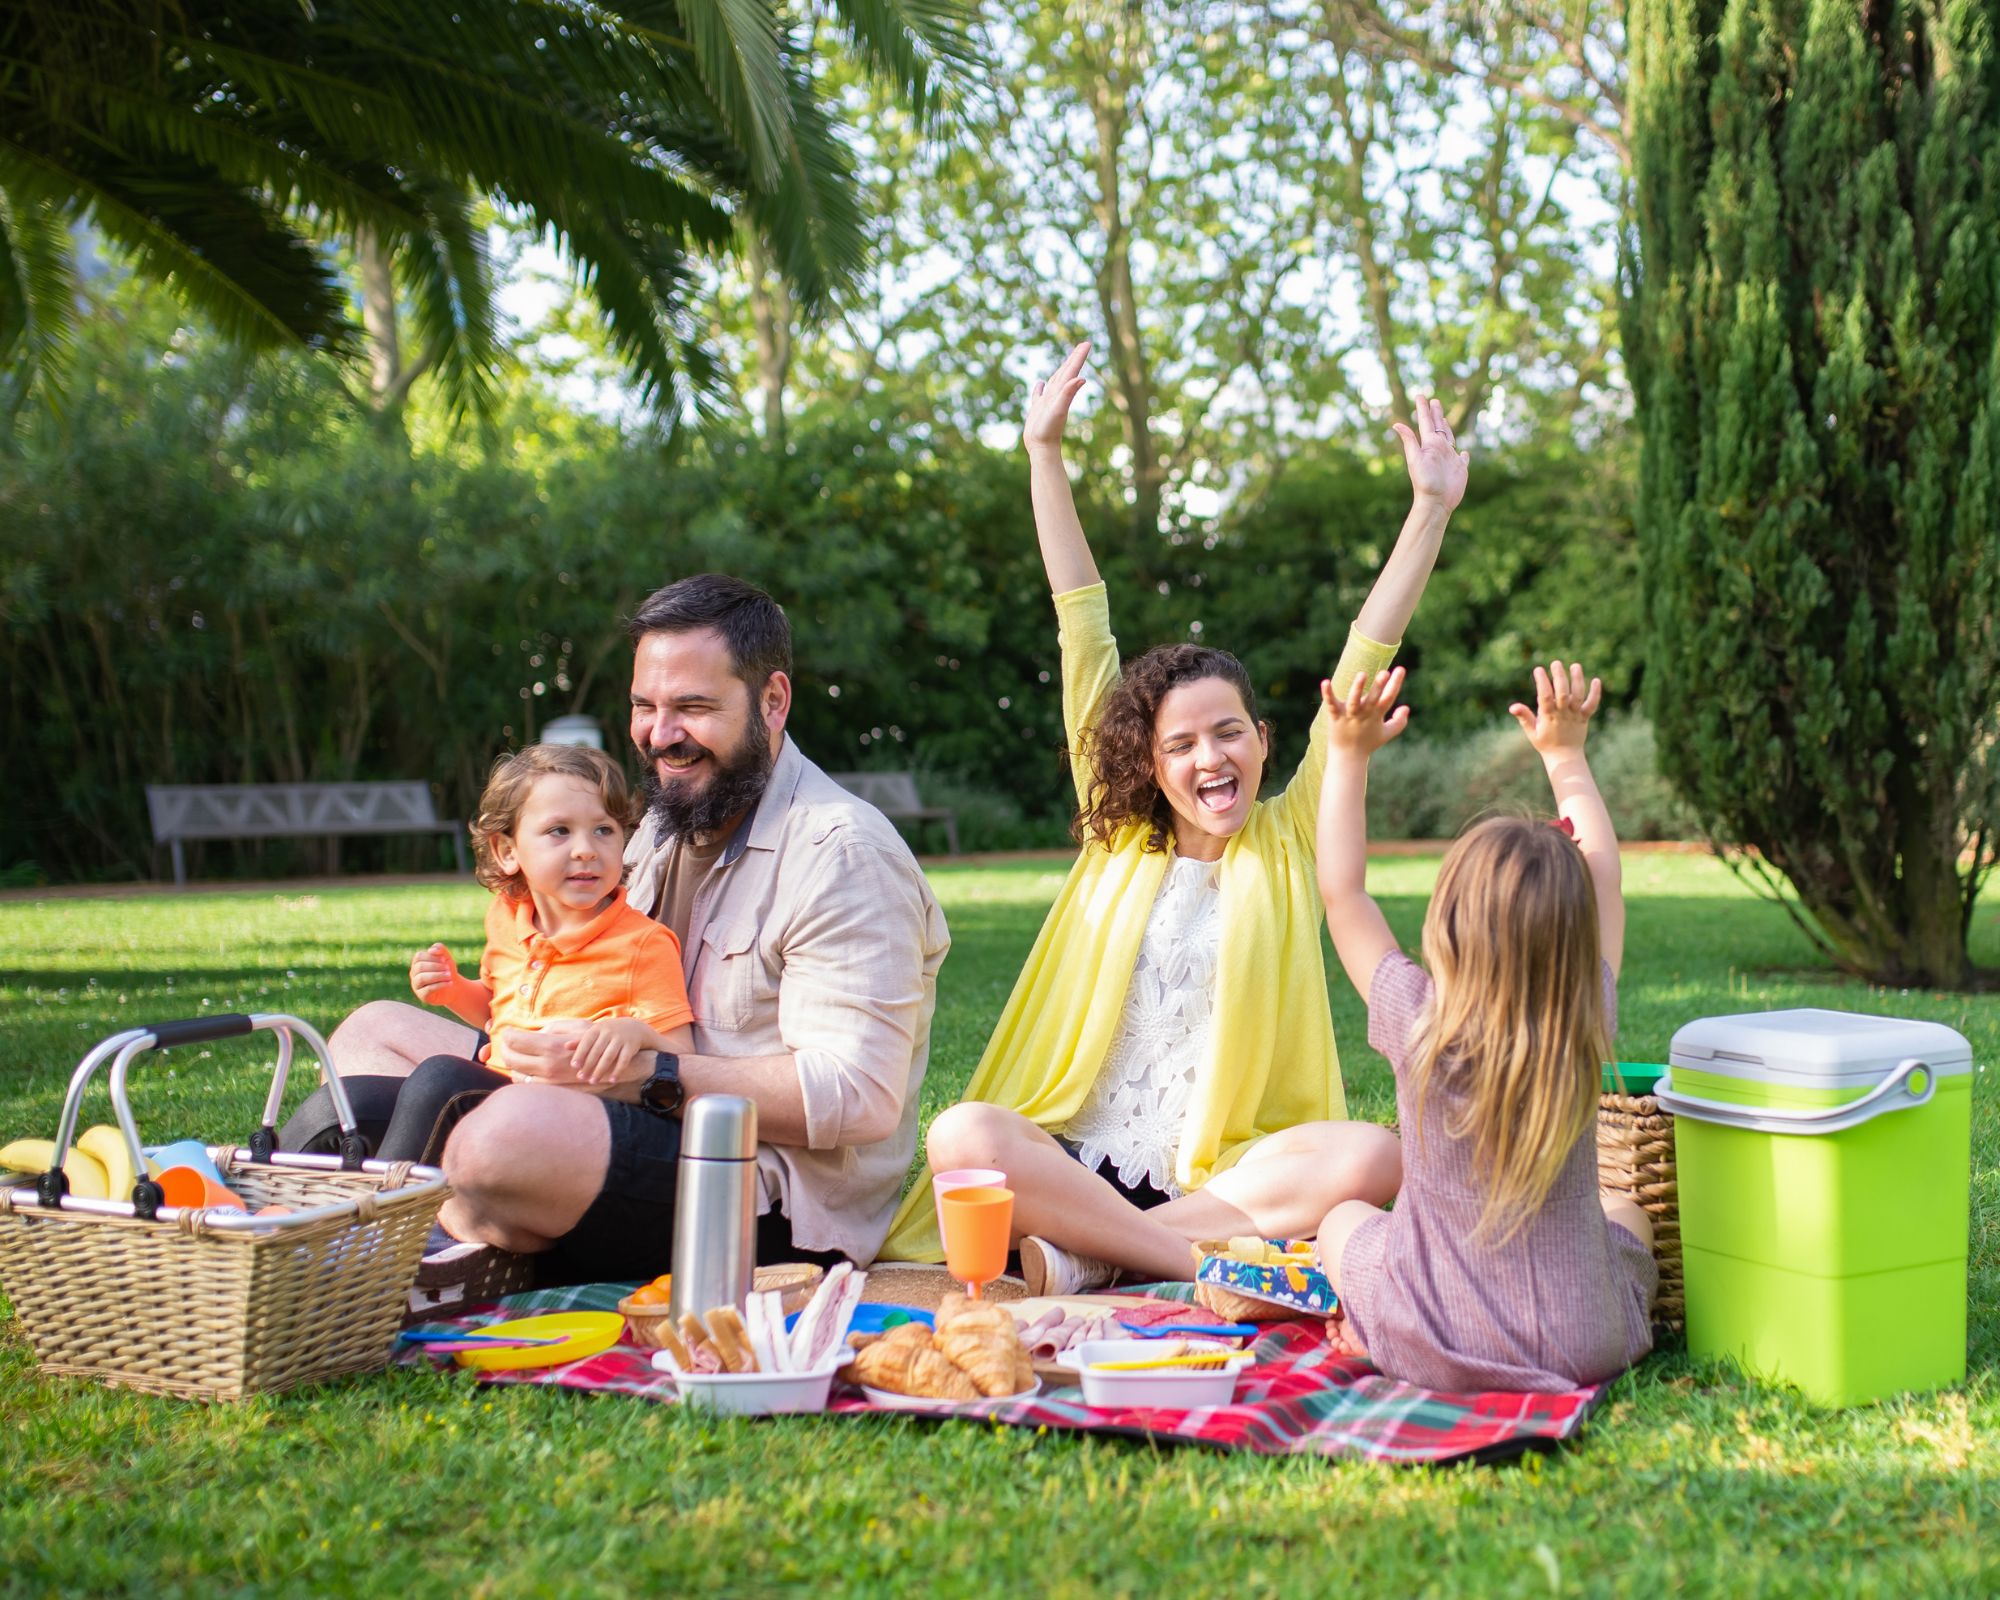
1657, 1009, 1972, 1406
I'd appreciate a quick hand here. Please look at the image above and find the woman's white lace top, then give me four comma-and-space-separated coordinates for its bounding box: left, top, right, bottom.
1062, 853, 1223, 1197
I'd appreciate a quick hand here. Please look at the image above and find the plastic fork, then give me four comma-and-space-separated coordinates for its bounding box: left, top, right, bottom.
1116, 1320, 1257, 1339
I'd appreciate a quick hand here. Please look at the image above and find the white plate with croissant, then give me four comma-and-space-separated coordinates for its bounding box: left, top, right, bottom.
842, 1291, 1041, 1408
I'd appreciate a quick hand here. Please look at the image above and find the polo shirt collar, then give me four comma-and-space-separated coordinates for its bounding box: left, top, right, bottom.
508, 886, 632, 956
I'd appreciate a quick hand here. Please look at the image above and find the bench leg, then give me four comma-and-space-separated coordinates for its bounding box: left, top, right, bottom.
451, 832, 468, 875
171, 839, 186, 886
944, 817, 960, 856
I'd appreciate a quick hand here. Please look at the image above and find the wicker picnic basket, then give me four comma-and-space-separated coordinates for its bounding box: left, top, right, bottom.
1597, 1069, 1684, 1329
0, 1013, 447, 1401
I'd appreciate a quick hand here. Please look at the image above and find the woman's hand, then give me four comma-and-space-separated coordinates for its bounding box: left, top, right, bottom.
1391, 395, 1470, 512
1508, 660, 1602, 760
410, 943, 459, 1003
1322, 666, 1412, 758
1024, 340, 1091, 460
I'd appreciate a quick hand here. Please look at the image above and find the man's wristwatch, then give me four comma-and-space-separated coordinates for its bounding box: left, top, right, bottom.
638, 1052, 685, 1117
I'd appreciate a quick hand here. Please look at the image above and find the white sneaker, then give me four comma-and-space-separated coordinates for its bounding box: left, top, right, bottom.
1018, 1235, 1116, 1297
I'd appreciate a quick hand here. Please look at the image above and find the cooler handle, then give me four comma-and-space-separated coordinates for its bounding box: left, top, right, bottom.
1654, 1057, 1936, 1136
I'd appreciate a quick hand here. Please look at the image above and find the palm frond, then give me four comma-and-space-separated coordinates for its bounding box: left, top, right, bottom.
0, 186, 78, 417
394, 179, 501, 425
818, 0, 986, 127
1, 139, 349, 354
737, 78, 866, 314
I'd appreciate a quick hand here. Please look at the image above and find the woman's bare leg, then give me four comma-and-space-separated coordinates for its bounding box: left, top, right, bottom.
1152, 1121, 1402, 1242
926, 1104, 1197, 1281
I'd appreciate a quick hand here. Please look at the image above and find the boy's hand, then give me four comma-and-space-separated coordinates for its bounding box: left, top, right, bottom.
569, 1017, 663, 1086
1509, 660, 1603, 758
1322, 666, 1412, 756
1024, 340, 1091, 459
1391, 395, 1470, 512
410, 943, 460, 1003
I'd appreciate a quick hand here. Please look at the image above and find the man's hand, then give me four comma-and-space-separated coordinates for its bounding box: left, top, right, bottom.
1322, 666, 1412, 758
410, 943, 460, 1003
1391, 395, 1470, 512
1508, 660, 1602, 761
1024, 340, 1090, 461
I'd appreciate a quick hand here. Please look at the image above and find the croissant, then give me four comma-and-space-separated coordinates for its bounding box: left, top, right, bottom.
850, 1333, 981, 1401
935, 1295, 1031, 1398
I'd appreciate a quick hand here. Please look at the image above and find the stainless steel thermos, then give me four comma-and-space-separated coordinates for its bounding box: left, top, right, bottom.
667, 1094, 758, 1321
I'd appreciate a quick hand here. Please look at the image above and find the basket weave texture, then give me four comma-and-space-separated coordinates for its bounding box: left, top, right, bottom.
1597, 1093, 1683, 1328
0, 1147, 444, 1400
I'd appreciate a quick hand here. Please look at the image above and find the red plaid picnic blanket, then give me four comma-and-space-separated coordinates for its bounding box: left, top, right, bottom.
398, 1282, 1603, 1466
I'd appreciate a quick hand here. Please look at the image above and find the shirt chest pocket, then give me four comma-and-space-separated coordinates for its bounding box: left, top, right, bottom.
695, 919, 762, 1033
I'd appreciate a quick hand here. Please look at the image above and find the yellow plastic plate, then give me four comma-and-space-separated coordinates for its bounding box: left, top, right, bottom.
452, 1311, 624, 1371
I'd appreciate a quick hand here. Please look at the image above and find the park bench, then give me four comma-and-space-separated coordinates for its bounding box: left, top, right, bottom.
828, 771, 960, 856
145, 782, 468, 884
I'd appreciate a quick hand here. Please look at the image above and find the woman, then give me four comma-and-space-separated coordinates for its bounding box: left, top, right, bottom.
879, 341, 1470, 1292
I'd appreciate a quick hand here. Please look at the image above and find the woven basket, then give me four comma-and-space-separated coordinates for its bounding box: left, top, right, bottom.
0, 1013, 448, 1400
0, 1146, 445, 1400
1597, 1091, 1684, 1328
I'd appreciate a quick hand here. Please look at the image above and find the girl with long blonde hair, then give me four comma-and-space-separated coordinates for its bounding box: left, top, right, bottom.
1312, 660, 1657, 1391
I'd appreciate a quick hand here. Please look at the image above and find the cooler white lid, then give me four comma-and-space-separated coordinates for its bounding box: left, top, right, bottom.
1668, 1008, 1972, 1086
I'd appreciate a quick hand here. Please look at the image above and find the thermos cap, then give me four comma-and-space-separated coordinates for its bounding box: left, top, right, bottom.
681, 1093, 758, 1160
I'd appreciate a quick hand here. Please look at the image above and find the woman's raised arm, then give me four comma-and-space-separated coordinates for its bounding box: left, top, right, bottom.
1024, 341, 1101, 595
1354, 396, 1470, 646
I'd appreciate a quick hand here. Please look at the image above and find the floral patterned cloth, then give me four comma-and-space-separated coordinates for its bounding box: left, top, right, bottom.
1062, 854, 1223, 1197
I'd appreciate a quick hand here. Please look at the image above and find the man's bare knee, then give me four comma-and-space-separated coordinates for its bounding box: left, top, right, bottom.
444, 1085, 572, 1199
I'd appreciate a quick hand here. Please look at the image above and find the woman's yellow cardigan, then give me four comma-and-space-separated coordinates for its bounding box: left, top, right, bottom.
877, 583, 1396, 1262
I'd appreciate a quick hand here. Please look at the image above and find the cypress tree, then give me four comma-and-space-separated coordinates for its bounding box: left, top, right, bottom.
1624, 0, 2000, 988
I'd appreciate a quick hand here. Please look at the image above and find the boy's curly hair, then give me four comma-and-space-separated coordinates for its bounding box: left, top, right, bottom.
1072, 644, 1262, 853
471, 744, 642, 897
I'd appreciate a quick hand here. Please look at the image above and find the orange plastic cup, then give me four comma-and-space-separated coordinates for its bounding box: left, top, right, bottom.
155, 1165, 247, 1212
939, 1184, 1013, 1300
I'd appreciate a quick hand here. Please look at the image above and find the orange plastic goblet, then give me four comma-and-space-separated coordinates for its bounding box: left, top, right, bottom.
939, 1184, 1014, 1300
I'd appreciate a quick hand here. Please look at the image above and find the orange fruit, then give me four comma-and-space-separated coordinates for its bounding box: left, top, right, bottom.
628, 1283, 670, 1307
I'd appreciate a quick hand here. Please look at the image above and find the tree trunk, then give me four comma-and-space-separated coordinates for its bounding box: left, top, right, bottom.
357, 225, 401, 401
746, 232, 792, 448
1085, 73, 1163, 542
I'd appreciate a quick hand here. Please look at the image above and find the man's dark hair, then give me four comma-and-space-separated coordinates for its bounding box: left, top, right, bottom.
627, 573, 793, 688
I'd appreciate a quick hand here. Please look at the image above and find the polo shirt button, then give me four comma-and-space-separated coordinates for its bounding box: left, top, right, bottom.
518, 984, 531, 995
531, 960, 544, 970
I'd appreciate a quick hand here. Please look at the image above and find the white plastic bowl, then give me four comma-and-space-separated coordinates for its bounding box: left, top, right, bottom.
656, 1356, 841, 1416
1073, 1339, 1253, 1410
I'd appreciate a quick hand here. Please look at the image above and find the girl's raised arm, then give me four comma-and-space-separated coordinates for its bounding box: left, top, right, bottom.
1024, 341, 1101, 595
1316, 668, 1410, 997
1509, 662, 1625, 977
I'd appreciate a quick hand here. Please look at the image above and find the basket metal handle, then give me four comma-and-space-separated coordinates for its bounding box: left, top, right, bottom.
1653, 1056, 1936, 1136
44, 1013, 367, 1211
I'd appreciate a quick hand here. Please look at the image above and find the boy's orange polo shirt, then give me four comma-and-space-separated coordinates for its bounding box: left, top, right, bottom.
480, 887, 693, 1073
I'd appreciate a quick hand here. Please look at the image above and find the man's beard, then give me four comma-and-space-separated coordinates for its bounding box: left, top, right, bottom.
640, 708, 775, 840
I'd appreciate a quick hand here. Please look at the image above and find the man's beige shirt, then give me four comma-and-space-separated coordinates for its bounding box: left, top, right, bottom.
625, 735, 949, 1263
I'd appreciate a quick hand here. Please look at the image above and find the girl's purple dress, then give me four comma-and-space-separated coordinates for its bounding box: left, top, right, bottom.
1338, 951, 1657, 1393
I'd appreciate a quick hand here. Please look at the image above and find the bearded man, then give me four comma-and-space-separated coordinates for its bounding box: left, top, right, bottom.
287, 575, 949, 1296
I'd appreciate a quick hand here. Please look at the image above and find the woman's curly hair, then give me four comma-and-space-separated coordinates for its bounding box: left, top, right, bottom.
1072, 644, 1262, 853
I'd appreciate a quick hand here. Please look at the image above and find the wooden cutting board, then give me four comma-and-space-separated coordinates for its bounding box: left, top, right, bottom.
1007, 1292, 1162, 1325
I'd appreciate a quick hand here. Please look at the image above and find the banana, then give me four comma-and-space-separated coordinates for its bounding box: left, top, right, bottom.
0, 1138, 110, 1199
77, 1125, 137, 1200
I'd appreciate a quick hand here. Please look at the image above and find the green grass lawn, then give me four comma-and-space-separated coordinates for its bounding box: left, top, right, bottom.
0, 855, 1993, 1598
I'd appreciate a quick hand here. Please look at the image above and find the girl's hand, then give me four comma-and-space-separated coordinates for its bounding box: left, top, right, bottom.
1322, 666, 1411, 757
410, 943, 459, 1003
1023, 340, 1091, 458
1391, 395, 1470, 511
569, 1017, 664, 1086
1508, 660, 1603, 759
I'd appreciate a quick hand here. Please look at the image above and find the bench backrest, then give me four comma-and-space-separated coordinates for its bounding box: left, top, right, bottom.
827, 771, 926, 814
145, 782, 444, 842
